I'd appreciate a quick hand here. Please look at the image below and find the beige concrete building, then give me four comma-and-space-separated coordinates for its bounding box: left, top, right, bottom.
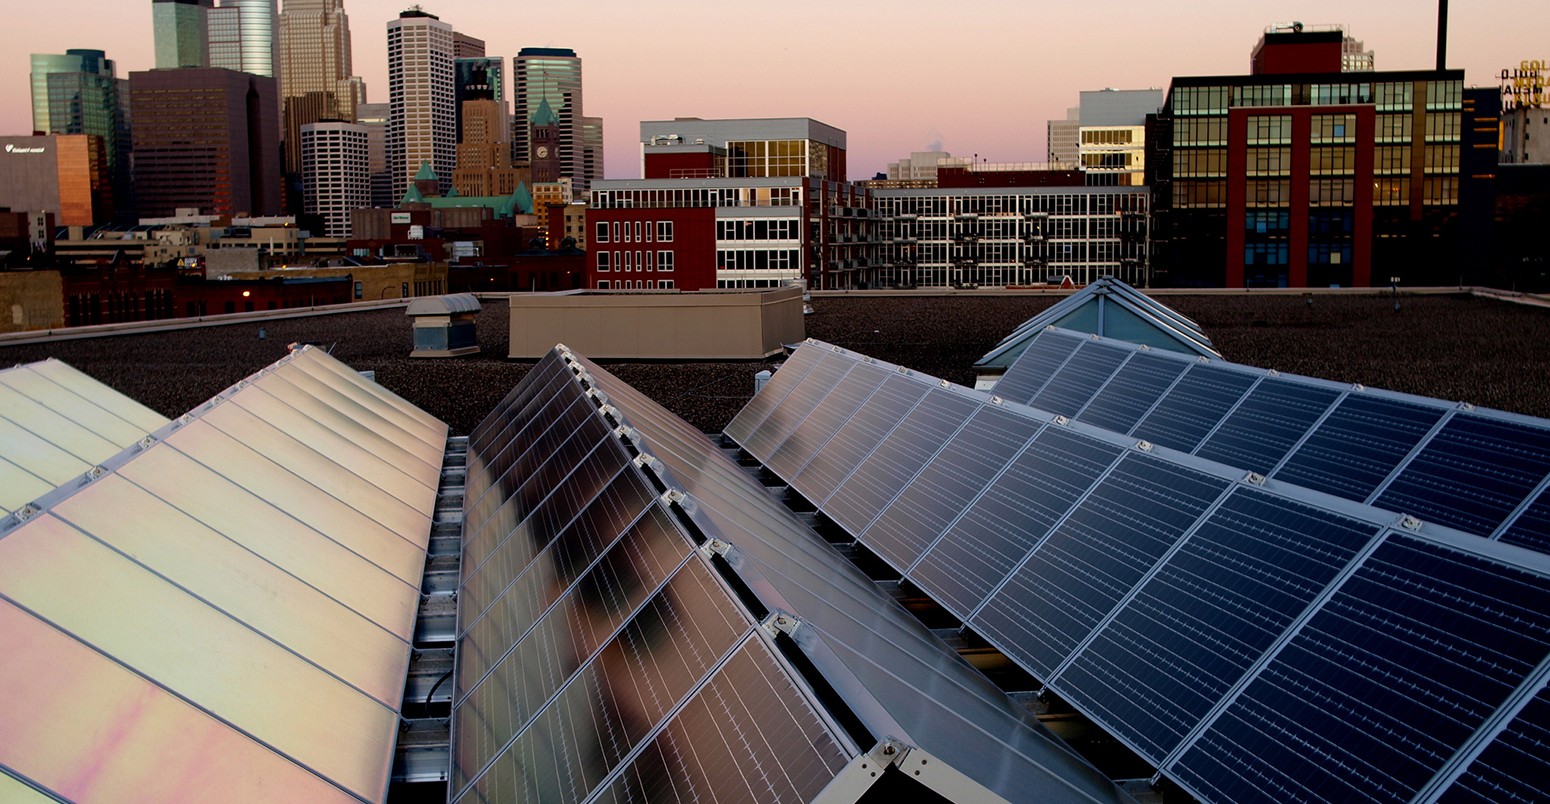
452, 98, 529, 198
508, 286, 803, 360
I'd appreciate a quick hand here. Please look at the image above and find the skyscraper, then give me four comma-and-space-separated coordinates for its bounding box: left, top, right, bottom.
129, 68, 281, 218
387, 7, 454, 199
453, 32, 484, 60
153, 0, 213, 69
30, 50, 132, 221
355, 101, 392, 208
454, 57, 505, 148
300, 121, 368, 237
512, 47, 593, 190
208, 0, 278, 78
278, 0, 364, 176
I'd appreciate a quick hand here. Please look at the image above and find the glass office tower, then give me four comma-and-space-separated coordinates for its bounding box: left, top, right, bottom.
153, 0, 212, 69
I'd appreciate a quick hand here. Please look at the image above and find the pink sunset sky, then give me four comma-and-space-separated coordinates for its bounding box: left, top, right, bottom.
0, 0, 1544, 180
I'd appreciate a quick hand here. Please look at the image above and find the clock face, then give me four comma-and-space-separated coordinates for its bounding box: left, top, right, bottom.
536, 146, 549, 159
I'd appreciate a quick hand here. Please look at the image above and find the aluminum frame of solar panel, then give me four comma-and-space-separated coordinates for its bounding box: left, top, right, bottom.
763, 360, 893, 481
1028, 339, 1134, 419
723, 341, 830, 446
738, 349, 860, 463
1434, 678, 1550, 803
1193, 377, 1344, 475
786, 371, 932, 506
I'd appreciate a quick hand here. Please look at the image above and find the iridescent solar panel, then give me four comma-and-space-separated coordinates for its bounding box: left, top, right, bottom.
0, 345, 448, 802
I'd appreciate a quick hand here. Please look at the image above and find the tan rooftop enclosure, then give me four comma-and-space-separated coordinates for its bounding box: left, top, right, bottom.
508, 288, 804, 360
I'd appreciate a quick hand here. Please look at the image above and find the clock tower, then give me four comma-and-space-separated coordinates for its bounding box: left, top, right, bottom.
530, 98, 561, 183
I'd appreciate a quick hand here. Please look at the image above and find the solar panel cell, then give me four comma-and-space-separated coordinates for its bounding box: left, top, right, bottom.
913, 428, 1120, 617
1194, 379, 1343, 474
786, 374, 930, 504
1075, 351, 1191, 434
1271, 394, 1446, 502
1440, 683, 1550, 804
1030, 342, 1133, 418
991, 330, 1086, 405
764, 362, 890, 480
1130, 365, 1259, 453
1375, 415, 1550, 536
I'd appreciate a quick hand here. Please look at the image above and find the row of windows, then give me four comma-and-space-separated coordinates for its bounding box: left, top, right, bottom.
597, 280, 674, 289
595, 250, 674, 272
1080, 128, 1137, 145
1311, 114, 1356, 143
876, 192, 1148, 217
592, 187, 802, 210
1247, 115, 1292, 145
716, 248, 800, 272
1176, 80, 1463, 114
595, 220, 673, 244
716, 219, 799, 241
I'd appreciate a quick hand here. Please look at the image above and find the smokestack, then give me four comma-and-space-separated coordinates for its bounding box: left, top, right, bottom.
1436, 0, 1449, 70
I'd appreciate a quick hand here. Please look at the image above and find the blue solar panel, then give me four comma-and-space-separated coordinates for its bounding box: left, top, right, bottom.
723, 342, 827, 445
739, 351, 856, 463
764, 362, 890, 480
913, 428, 1121, 618
971, 454, 1228, 678
1029, 342, 1133, 419
1075, 350, 1190, 434
786, 374, 931, 505
1194, 379, 1343, 475
1172, 535, 1550, 804
1272, 394, 1446, 503
1130, 365, 1259, 453
1058, 489, 1378, 760
820, 388, 981, 539
1375, 415, 1550, 537
1497, 485, 1550, 554
993, 329, 1086, 405
1440, 683, 1550, 804
862, 405, 1040, 572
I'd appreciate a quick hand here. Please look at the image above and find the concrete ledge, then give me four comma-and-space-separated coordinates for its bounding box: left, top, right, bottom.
509, 288, 804, 360
0, 298, 414, 347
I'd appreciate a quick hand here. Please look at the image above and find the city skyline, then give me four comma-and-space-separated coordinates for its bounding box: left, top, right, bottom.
0, 0, 1543, 180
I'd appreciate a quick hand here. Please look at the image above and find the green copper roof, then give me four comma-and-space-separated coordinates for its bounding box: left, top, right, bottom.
413, 161, 438, 181
445, 187, 461, 197
511, 182, 533, 215
399, 183, 426, 204
531, 98, 558, 127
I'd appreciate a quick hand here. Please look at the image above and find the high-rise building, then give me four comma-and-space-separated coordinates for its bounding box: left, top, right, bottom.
513, 47, 599, 192
129, 68, 281, 218
1046, 105, 1080, 166
454, 57, 505, 148
355, 101, 392, 208
0, 134, 113, 226
208, 0, 278, 78
300, 121, 368, 237
451, 98, 526, 198
581, 115, 604, 189
278, 0, 364, 176
29, 49, 132, 221
387, 7, 454, 199
153, 0, 213, 69
453, 32, 484, 60
1151, 25, 1467, 288
1075, 88, 1161, 186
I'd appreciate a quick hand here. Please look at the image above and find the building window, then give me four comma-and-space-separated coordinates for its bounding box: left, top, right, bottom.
1309, 178, 1355, 206
656, 221, 674, 242
1311, 114, 1357, 144
598, 280, 610, 289
1374, 177, 1411, 206
595, 221, 608, 243
659, 279, 674, 289
1246, 115, 1292, 145
657, 251, 674, 272
597, 251, 611, 272
611, 222, 620, 242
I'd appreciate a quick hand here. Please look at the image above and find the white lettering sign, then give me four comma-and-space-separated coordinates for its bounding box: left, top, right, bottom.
4, 144, 46, 154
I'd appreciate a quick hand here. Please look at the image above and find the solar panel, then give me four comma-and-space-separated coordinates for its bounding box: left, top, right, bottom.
1194, 378, 1344, 474
764, 361, 891, 480
453, 344, 1138, 804
729, 339, 1550, 804
972, 454, 1229, 678
1272, 394, 1446, 501
789, 373, 931, 504
1172, 535, 1550, 803
993, 327, 1550, 551
1029, 340, 1133, 419
0, 359, 168, 514
739, 349, 857, 462
912, 427, 1121, 616
1373, 414, 1550, 537
862, 404, 1038, 572
1130, 364, 1259, 453
1056, 489, 1378, 760
722, 341, 828, 446
989, 328, 1086, 404
1439, 681, 1550, 803
1075, 350, 1191, 434
0, 345, 446, 803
